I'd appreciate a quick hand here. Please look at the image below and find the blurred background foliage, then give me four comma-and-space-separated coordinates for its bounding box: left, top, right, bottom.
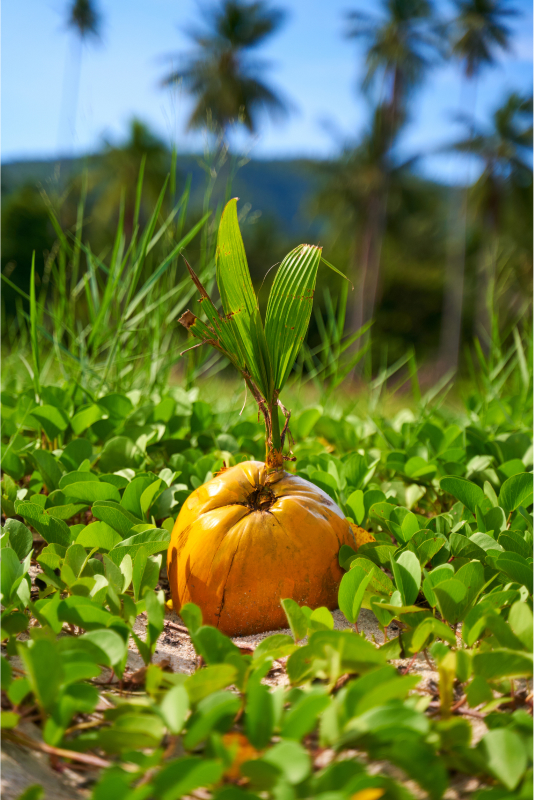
2, 0, 532, 385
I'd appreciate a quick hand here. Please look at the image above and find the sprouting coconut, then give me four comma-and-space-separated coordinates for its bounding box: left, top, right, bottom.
167, 199, 374, 636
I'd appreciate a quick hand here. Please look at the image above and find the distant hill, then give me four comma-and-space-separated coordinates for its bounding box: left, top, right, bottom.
1, 154, 324, 238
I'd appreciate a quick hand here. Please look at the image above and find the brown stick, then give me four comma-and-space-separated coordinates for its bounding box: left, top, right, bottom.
450, 694, 467, 713
401, 652, 419, 675
163, 619, 190, 635
2, 730, 136, 771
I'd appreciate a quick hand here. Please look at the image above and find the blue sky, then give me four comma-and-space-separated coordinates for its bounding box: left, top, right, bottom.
2, 0, 532, 183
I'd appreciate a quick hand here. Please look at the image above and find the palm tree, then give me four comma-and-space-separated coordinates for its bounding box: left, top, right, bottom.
161, 0, 288, 136
342, 0, 441, 365
452, 93, 532, 345
58, 0, 101, 152
450, 0, 516, 76
93, 120, 169, 238
315, 106, 402, 348
346, 0, 442, 128
437, 0, 517, 372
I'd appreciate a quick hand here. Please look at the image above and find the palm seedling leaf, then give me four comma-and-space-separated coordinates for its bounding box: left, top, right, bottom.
216, 199, 273, 399
264, 244, 323, 393
180, 260, 246, 374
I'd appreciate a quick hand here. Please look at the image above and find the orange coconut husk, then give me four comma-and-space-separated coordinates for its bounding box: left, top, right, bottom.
167, 460, 361, 637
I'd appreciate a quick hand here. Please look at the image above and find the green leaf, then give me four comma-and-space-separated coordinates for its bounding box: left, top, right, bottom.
99, 436, 143, 473
508, 601, 533, 650
498, 530, 532, 558
294, 407, 322, 439
473, 648, 533, 679
185, 664, 238, 706
308, 606, 334, 632
484, 506, 507, 536
280, 689, 330, 741
338, 566, 372, 624
191, 626, 241, 665
346, 489, 365, 524
59, 438, 92, 470
281, 598, 308, 641
404, 456, 437, 481
121, 474, 156, 518
440, 476, 486, 513
494, 552, 533, 591
1, 547, 23, 604
411, 617, 456, 651
433, 579, 469, 624
466, 675, 493, 707
2, 519, 33, 560
1, 711, 21, 729
357, 541, 397, 569
79, 628, 127, 668
91, 500, 141, 536
1, 445, 24, 481
262, 740, 311, 784
245, 663, 275, 749
95, 712, 164, 753
265, 243, 323, 393
252, 634, 296, 665
216, 198, 273, 399
411, 530, 446, 565
350, 557, 395, 597
71, 404, 106, 435
62, 481, 121, 504
152, 757, 223, 800
113, 528, 170, 558
140, 479, 163, 518
181, 603, 203, 635
469, 532, 503, 552
1, 656, 12, 691
46, 503, 88, 520
18, 639, 63, 713
339, 543, 357, 570
76, 522, 122, 551
31, 450, 63, 492
98, 393, 134, 419
183, 690, 241, 749
15, 502, 71, 547
59, 471, 100, 489
454, 560, 485, 608
57, 596, 114, 631
499, 472, 533, 515
159, 684, 189, 735
399, 511, 420, 542
480, 729, 528, 790
14, 786, 44, 800
31, 405, 69, 440
345, 668, 421, 716
390, 551, 421, 606
309, 470, 338, 500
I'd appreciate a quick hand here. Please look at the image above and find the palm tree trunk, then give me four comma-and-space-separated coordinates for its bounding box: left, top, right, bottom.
364, 193, 387, 327
437, 76, 478, 374
438, 194, 467, 373
350, 192, 387, 379
57, 36, 83, 154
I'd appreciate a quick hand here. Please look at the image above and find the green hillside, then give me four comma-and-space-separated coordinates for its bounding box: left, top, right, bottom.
1, 154, 321, 237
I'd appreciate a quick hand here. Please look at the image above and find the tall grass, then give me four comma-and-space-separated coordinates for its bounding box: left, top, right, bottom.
2, 150, 243, 396
3, 148, 532, 426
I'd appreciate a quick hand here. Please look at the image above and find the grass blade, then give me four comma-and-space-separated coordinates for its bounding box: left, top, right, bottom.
29, 253, 41, 399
